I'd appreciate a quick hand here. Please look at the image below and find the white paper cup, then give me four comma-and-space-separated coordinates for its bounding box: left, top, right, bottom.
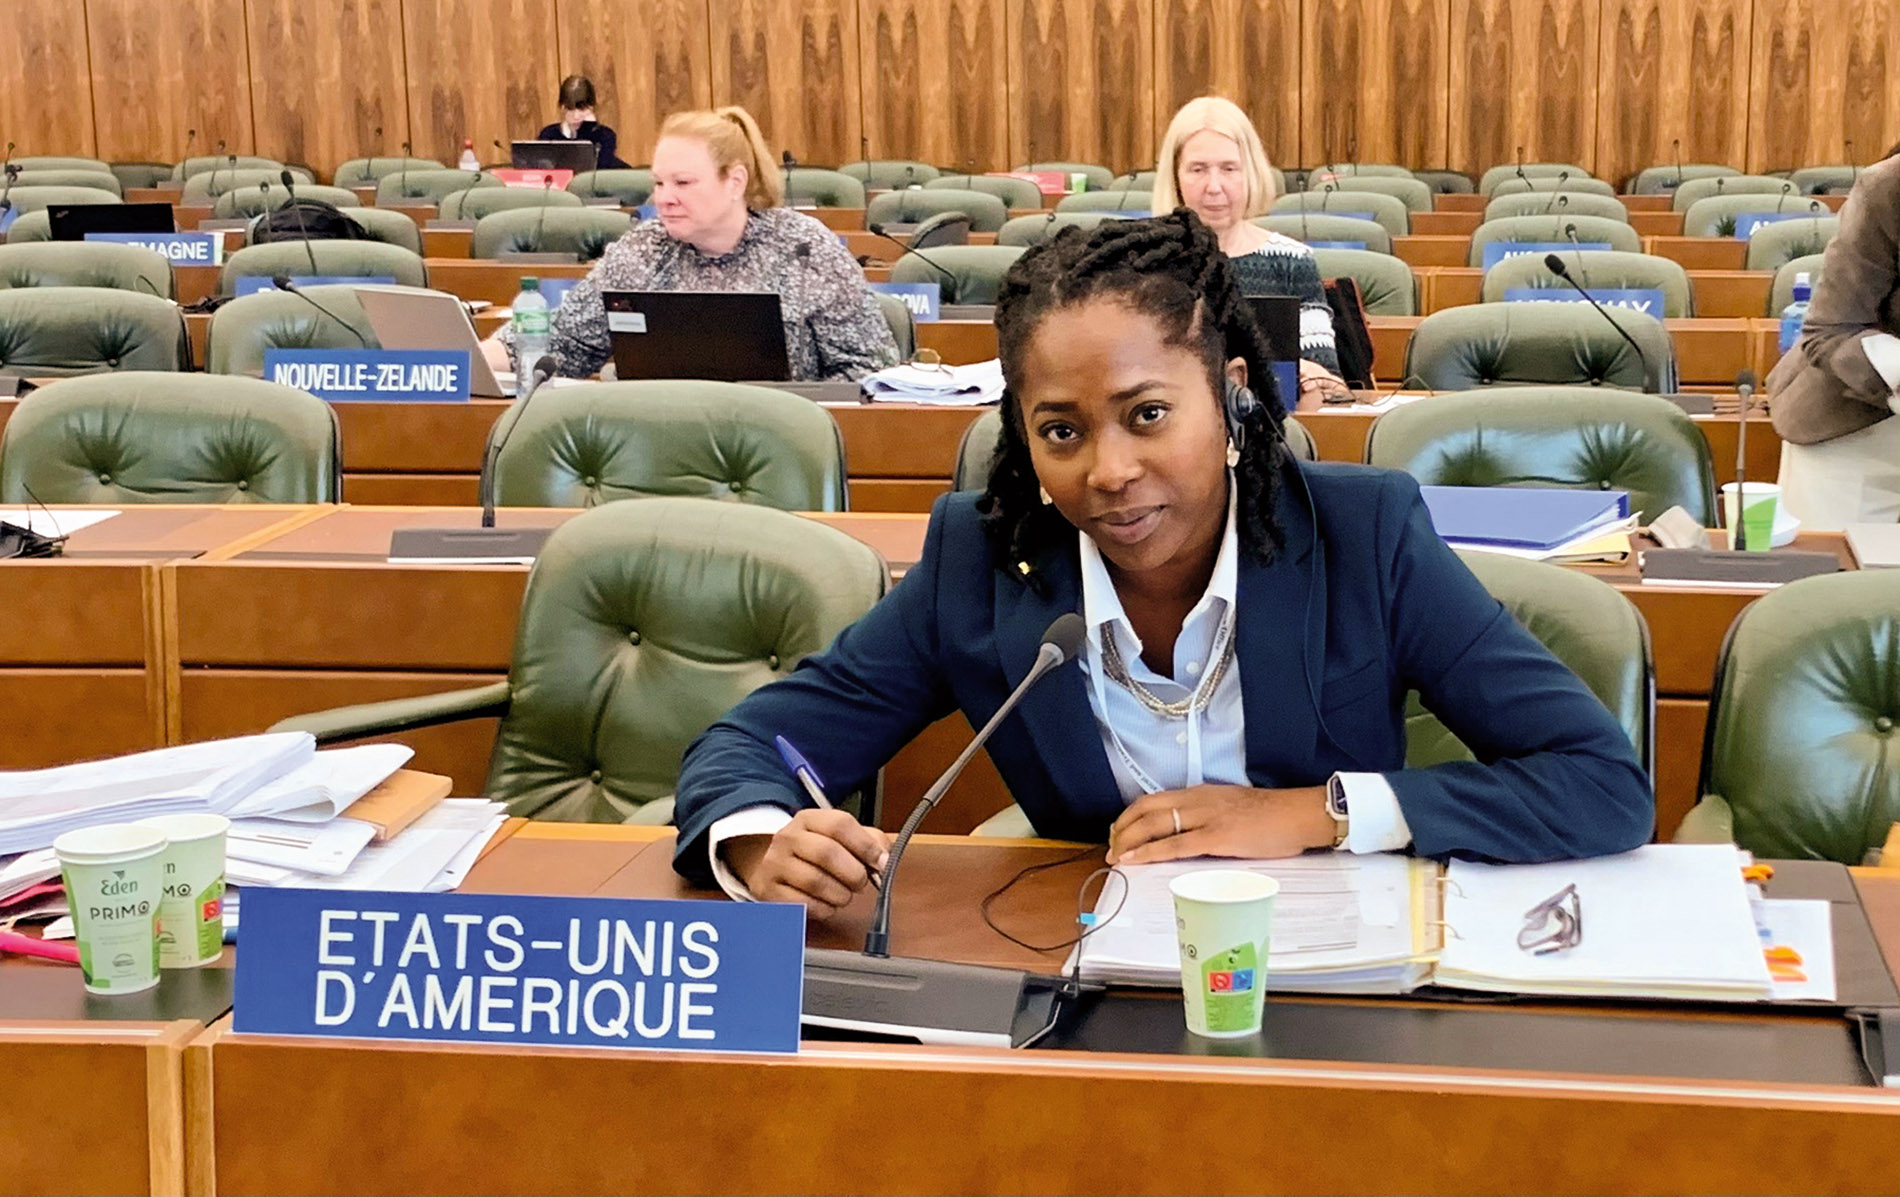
1721, 482, 1780, 553
1170, 869, 1279, 1038
134, 813, 230, 968
53, 824, 168, 995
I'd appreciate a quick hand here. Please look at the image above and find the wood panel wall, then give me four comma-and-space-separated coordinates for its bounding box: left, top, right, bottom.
1, 0, 1893, 183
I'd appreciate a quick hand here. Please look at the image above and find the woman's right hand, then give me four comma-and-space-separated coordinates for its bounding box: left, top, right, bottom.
722, 809, 890, 920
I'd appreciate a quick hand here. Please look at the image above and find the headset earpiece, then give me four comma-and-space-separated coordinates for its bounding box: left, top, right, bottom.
1223, 379, 1260, 449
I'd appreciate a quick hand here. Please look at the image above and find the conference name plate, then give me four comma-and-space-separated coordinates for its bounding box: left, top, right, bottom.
264, 348, 473, 403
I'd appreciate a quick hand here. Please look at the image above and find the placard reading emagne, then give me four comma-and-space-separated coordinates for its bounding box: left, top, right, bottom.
234, 888, 805, 1053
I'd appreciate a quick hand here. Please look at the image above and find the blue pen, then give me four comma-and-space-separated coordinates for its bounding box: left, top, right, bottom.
774, 735, 883, 889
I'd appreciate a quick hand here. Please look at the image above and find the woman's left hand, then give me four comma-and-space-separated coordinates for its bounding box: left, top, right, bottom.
1297, 359, 1352, 404
1106, 784, 1335, 865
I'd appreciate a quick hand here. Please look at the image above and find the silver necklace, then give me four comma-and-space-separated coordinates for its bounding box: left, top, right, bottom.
1097, 610, 1236, 720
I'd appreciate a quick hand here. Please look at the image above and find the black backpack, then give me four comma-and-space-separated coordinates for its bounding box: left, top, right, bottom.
250, 199, 368, 244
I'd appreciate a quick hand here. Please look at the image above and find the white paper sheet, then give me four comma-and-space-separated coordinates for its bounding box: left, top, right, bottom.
0, 508, 120, 536
225, 744, 414, 821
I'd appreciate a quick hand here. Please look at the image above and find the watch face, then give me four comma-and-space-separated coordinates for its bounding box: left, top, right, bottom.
1326, 775, 1349, 818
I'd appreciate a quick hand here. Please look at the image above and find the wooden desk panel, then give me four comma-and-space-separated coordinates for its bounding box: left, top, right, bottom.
1366, 317, 1419, 382
1424, 268, 1481, 311
1647, 237, 1747, 272
1393, 235, 1470, 268
1628, 211, 1683, 238
828, 403, 988, 478
420, 226, 473, 257
1672, 318, 1754, 385
1434, 194, 1487, 213
1691, 271, 1774, 319
0, 670, 161, 769
1410, 211, 1481, 236
915, 320, 999, 365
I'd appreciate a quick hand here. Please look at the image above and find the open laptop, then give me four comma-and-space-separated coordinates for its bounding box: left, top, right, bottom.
602, 291, 790, 382
1244, 294, 1303, 405
353, 286, 509, 397
512, 140, 599, 173
50, 202, 176, 241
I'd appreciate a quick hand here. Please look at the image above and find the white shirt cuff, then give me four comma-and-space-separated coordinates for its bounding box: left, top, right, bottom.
707, 806, 794, 900
1864, 333, 1900, 414
1334, 773, 1413, 854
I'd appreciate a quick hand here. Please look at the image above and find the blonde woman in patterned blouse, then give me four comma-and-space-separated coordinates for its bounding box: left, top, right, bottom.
488, 106, 897, 382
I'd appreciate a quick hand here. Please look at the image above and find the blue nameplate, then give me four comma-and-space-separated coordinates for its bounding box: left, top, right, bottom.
540, 277, 579, 308
233, 888, 805, 1054
85, 231, 222, 265
1735, 210, 1823, 240
1270, 360, 1299, 405
1504, 286, 1666, 319
1482, 241, 1612, 271
1330, 211, 1378, 223
234, 274, 397, 297
0, 207, 16, 234
264, 349, 472, 402
868, 281, 941, 322
1104, 210, 1153, 220
635, 202, 657, 220
1304, 240, 1369, 251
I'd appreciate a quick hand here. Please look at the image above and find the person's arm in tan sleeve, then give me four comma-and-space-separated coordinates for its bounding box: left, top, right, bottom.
1796, 166, 1900, 409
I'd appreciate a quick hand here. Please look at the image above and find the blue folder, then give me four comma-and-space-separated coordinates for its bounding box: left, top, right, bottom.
1419, 486, 1631, 551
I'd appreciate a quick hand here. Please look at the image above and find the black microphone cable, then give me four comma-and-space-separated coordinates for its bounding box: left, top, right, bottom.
271, 275, 368, 348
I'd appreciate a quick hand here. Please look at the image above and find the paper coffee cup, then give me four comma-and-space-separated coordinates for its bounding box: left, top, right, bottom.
53, 824, 168, 995
1721, 482, 1779, 552
134, 813, 229, 968
1070, 172, 1090, 193
1170, 870, 1279, 1038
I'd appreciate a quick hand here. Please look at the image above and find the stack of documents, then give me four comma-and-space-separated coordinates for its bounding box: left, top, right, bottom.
861, 358, 1005, 405
1420, 485, 1636, 562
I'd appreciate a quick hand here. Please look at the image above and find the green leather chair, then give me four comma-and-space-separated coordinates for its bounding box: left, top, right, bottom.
10, 170, 123, 197
1403, 303, 1676, 393
0, 288, 186, 376
1253, 214, 1394, 256
1482, 250, 1694, 318
1488, 176, 1618, 199
1469, 215, 1642, 266
173, 155, 289, 181
1478, 163, 1594, 194
1414, 170, 1476, 195
1271, 191, 1410, 237
1307, 174, 1432, 213
181, 168, 313, 202
1679, 571, 1900, 863
0, 242, 173, 299
269, 497, 888, 824
1769, 253, 1828, 316
784, 168, 867, 209
952, 409, 1317, 492
839, 161, 941, 188
17, 156, 112, 174
220, 241, 428, 293
1681, 194, 1830, 238
1106, 171, 1159, 193
1746, 217, 1839, 272
1053, 191, 1154, 215
997, 211, 1121, 247
1364, 386, 1717, 525
1311, 247, 1416, 315
468, 208, 632, 260
377, 169, 502, 205
111, 162, 173, 191
339, 209, 426, 255
1669, 175, 1798, 212
873, 292, 915, 361
1789, 166, 1859, 195
488, 381, 848, 511
332, 157, 446, 188
1403, 551, 1653, 780
1483, 192, 1630, 224
439, 187, 584, 221
1628, 164, 1738, 195
890, 245, 1024, 304
566, 169, 654, 206
0, 372, 339, 504
1017, 162, 1115, 191
1, 211, 54, 244
0, 186, 122, 216
204, 284, 382, 376
869, 189, 1010, 233
213, 183, 361, 217
925, 174, 1042, 211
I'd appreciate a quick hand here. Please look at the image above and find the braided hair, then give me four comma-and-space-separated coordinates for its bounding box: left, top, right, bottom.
980, 208, 1291, 583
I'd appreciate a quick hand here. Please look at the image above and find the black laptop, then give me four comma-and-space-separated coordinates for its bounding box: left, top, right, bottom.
602, 291, 791, 382
511, 140, 599, 173
48, 202, 177, 241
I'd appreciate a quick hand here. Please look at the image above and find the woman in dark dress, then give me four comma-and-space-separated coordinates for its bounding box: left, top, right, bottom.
536, 75, 629, 171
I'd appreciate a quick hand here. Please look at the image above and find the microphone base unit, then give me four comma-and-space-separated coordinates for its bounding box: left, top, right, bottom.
802, 948, 1070, 1049
496, 250, 581, 265
387, 526, 553, 565
1640, 548, 1838, 587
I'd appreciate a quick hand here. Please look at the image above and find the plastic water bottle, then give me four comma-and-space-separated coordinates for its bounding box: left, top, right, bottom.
1779, 272, 1813, 354
458, 139, 480, 172
510, 277, 549, 398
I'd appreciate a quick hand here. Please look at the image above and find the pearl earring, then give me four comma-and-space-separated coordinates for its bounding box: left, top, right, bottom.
1225, 441, 1241, 468
1039, 486, 1054, 506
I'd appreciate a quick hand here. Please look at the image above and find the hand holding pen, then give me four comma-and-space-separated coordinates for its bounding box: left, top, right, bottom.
775, 735, 884, 891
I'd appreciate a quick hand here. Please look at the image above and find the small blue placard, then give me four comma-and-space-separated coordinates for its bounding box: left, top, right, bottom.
1304, 240, 1369, 251
264, 349, 472, 402
1735, 210, 1824, 240
0, 207, 17, 234
1482, 240, 1613, 272
234, 274, 397, 297
1270, 359, 1299, 405
1104, 210, 1153, 220
1504, 286, 1667, 320
868, 281, 941, 322
635, 202, 657, 220
233, 888, 805, 1054
85, 231, 221, 265
540, 277, 579, 308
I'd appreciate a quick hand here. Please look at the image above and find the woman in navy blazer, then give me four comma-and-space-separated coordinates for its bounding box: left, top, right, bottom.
673, 210, 1652, 914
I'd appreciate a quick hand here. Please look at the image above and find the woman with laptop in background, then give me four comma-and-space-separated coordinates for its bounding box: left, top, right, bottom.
536, 75, 629, 171
1154, 97, 1349, 402
488, 105, 898, 382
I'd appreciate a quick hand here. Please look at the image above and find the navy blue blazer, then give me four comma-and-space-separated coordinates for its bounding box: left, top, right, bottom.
672, 462, 1653, 885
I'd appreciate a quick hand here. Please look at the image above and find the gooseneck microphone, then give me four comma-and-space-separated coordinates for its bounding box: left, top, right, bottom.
271, 275, 368, 348
532, 177, 555, 251
1732, 370, 1757, 551
365, 125, 382, 185
480, 355, 558, 527
781, 149, 796, 206
279, 169, 323, 276
867, 221, 958, 285
1543, 252, 1651, 388
1514, 145, 1530, 190
1671, 138, 1684, 188
399, 140, 413, 198
864, 613, 1087, 958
